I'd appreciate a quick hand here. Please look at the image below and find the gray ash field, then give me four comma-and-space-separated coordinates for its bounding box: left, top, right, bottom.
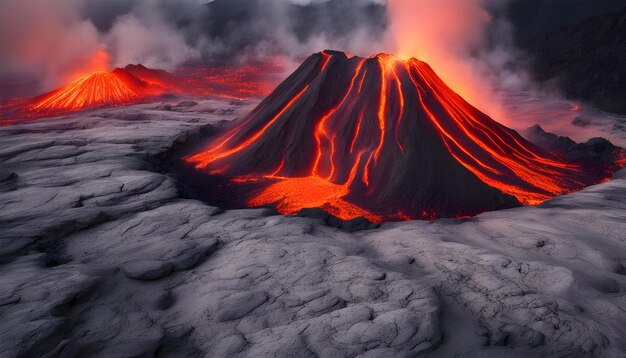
1, 99, 626, 357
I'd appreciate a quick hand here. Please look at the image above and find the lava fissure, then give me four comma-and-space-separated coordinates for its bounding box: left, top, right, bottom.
186, 50, 623, 222
313, 59, 366, 179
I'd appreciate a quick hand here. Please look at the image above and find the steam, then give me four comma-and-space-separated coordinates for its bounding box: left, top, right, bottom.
106, 1, 200, 70
386, 0, 527, 123
185, 0, 388, 65
0, 0, 388, 94
0, 0, 102, 89
0, 0, 528, 118
0, 0, 201, 93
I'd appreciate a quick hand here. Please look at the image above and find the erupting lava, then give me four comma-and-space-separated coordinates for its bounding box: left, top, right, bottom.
0, 45, 286, 125
0, 58, 285, 125
186, 51, 623, 222
26, 60, 182, 115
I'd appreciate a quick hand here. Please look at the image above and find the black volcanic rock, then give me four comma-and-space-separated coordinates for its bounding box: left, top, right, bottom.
524, 125, 577, 153
523, 10, 626, 114
124, 64, 178, 87
1, 100, 626, 357
179, 0, 386, 59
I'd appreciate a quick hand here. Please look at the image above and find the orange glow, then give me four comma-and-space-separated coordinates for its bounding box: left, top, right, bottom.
176, 59, 284, 100
3, 54, 287, 123
374, 56, 389, 162
31, 71, 137, 111
185, 52, 623, 222
409, 60, 583, 204
248, 177, 380, 222
63, 49, 111, 84
312, 59, 365, 178
248, 150, 383, 222
27, 50, 143, 114
391, 63, 405, 154
88, 49, 110, 72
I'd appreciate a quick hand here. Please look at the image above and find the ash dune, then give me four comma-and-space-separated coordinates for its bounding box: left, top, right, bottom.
30, 65, 177, 113
0, 101, 625, 357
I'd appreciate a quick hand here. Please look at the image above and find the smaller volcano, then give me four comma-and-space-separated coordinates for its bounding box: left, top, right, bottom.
28, 64, 179, 114
31, 71, 139, 111
186, 50, 624, 222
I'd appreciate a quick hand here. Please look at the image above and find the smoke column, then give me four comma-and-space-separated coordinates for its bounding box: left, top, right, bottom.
386, 0, 510, 122
0, 0, 524, 120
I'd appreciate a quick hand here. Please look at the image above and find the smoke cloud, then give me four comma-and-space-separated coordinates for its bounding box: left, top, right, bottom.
0, 0, 529, 118
386, 0, 528, 123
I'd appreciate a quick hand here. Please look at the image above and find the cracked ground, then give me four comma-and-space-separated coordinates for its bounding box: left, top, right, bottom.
1, 99, 625, 357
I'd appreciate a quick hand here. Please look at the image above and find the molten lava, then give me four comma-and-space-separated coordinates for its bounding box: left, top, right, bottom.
186, 51, 624, 222
31, 71, 138, 111
176, 59, 286, 99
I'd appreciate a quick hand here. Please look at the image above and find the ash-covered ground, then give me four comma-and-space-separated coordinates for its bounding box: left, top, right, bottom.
1, 98, 626, 357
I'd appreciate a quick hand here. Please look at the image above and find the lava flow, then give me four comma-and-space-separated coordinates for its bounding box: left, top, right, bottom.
0, 58, 285, 125
176, 59, 287, 99
31, 71, 139, 111
185, 50, 624, 222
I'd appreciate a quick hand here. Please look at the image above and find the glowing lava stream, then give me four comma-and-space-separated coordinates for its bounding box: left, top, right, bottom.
185, 51, 623, 222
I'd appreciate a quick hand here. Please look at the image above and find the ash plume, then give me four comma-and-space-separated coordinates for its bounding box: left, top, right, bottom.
0, 0, 202, 94
0, 0, 389, 95
0, 0, 535, 120
386, 0, 530, 123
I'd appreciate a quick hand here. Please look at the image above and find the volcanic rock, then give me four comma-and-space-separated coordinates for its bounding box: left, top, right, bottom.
111, 67, 151, 93
0, 101, 626, 356
121, 260, 174, 280
187, 50, 622, 221
525, 124, 625, 165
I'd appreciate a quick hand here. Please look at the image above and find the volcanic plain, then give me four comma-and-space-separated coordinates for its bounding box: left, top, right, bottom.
1, 97, 626, 357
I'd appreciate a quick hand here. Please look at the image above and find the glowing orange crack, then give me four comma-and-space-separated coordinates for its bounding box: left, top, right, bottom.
186, 52, 621, 221
248, 150, 382, 222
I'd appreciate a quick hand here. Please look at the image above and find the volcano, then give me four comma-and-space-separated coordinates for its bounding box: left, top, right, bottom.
29, 65, 179, 114
186, 50, 621, 222
31, 71, 138, 111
